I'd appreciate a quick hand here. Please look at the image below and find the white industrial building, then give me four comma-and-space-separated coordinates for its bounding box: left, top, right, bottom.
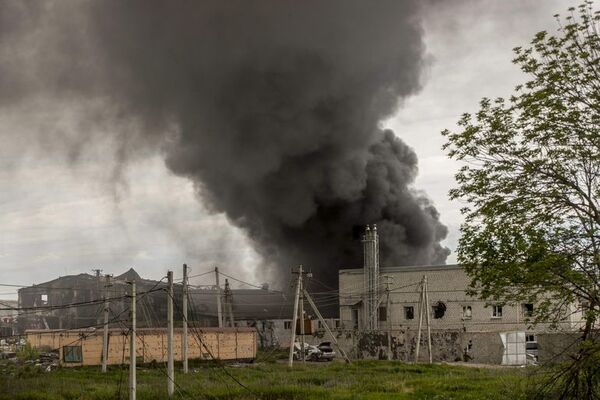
335, 225, 583, 365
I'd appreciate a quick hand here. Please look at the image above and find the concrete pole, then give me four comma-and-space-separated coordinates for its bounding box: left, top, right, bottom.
386, 281, 392, 361
424, 275, 433, 364
129, 280, 136, 400
167, 270, 174, 397
415, 276, 425, 362
182, 264, 188, 374
299, 265, 305, 363
102, 274, 110, 373
288, 266, 302, 368
304, 290, 351, 363
215, 267, 223, 328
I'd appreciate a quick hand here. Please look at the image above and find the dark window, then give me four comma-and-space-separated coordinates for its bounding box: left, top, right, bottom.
284, 321, 291, 329
492, 305, 503, 318
335, 320, 340, 328
63, 346, 82, 363
379, 306, 387, 322
526, 334, 536, 343
404, 306, 414, 320
522, 304, 534, 317
351, 308, 359, 329
432, 302, 447, 319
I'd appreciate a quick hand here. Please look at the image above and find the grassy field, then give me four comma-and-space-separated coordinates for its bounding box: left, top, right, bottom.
0, 359, 532, 400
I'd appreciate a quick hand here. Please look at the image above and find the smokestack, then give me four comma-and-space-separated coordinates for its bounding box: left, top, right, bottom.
362, 224, 379, 330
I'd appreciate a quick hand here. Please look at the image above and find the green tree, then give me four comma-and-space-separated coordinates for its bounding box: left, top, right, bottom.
443, 3, 600, 398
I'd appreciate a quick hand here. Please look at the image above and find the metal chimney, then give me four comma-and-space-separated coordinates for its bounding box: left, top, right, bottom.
362, 224, 380, 330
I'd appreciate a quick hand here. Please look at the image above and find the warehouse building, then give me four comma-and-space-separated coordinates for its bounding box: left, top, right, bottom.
333, 225, 584, 365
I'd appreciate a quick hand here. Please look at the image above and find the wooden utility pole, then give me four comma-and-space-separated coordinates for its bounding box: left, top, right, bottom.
304, 290, 351, 363
182, 264, 189, 374
424, 275, 433, 364
288, 265, 302, 368
215, 267, 223, 328
129, 280, 136, 400
167, 270, 174, 397
102, 274, 111, 373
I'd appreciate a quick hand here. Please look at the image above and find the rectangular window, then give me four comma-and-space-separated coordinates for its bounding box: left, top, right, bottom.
462, 305, 472, 320
335, 320, 340, 328
522, 303, 534, 318
404, 306, 414, 320
492, 305, 503, 318
351, 308, 359, 329
284, 321, 292, 329
318, 320, 324, 329
379, 306, 387, 322
63, 345, 82, 363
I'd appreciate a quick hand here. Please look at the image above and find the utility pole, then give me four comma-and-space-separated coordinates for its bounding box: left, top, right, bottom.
424, 275, 433, 364
224, 279, 234, 327
129, 280, 136, 400
182, 264, 188, 374
382, 275, 394, 361
215, 267, 223, 328
102, 274, 111, 373
288, 265, 302, 368
167, 270, 174, 397
415, 276, 425, 363
304, 289, 351, 363
414, 275, 433, 364
298, 267, 305, 363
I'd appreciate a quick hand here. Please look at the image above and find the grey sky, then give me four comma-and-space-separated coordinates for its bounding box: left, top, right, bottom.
0, 1, 576, 298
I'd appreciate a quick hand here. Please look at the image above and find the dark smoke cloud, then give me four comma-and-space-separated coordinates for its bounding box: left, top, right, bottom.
1, 0, 449, 285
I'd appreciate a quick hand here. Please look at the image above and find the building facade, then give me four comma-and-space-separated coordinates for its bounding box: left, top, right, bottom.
335, 225, 584, 365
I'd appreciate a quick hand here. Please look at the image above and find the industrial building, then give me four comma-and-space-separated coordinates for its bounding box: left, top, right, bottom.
332, 225, 584, 365
16, 268, 337, 350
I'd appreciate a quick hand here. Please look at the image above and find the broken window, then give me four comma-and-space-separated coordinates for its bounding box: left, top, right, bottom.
492, 305, 503, 318
378, 306, 387, 322
432, 302, 447, 319
63, 346, 82, 363
404, 306, 414, 320
522, 303, 534, 318
462, 306, 472, 320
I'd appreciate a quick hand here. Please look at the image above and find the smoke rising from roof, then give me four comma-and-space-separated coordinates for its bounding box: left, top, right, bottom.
1, 0, 449, 285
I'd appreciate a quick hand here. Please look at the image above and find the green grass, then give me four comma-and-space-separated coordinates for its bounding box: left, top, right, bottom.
0, 360, 531, 400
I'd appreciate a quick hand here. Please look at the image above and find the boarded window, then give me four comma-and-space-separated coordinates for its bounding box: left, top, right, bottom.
462, 306, 472, 320
432, 302, 447, 319
404, 306, 414, 320
63, 345, 82, 363
378, 306, 387, 322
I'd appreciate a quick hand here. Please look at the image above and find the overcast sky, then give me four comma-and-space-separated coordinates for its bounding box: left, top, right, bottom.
0, 1, 576, 298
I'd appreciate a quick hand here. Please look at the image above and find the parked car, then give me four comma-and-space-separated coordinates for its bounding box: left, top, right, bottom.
293, 341, 336, 362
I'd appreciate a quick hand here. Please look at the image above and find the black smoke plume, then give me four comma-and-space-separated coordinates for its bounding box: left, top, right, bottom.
1, 0, 449, 285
